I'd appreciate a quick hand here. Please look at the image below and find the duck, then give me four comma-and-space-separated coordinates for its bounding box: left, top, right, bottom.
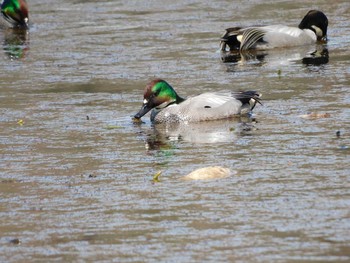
220, 10, 328, 52
0, 0, 29, 29
133, 79, 261, 123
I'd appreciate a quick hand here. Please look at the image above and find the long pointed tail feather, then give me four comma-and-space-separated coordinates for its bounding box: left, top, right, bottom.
232, 90, 262, 111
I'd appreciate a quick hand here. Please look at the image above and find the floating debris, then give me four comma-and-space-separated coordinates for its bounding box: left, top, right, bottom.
336, 131, 341, 138
9, 238, 21, 245
277, 69, 282, 77
104, 125, 122, 130
132, 117, 142, 123
182, 166, 232, 181
152, 171, 162, 182
299, 112, 331, 119
17, 119, 24, 126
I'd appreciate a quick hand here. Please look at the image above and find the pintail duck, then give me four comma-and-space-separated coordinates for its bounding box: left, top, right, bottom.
0, 0, 29, 29
220, 10, 328, 51
134, 79, 261, 123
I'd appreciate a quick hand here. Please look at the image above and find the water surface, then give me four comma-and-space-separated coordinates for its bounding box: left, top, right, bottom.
0, 0, 349, 262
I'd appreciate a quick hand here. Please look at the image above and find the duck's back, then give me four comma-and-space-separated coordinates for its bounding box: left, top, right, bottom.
153, 92, 247, 123
262, 25, 316, 48
222, 25, 317, 51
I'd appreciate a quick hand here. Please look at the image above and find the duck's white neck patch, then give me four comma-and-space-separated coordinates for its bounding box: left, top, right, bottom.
156, 101, 171, 109
311, 25, 323, 37
143, 99, 148, 104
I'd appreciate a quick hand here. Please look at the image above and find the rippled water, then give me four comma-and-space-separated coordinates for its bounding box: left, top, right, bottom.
1, 0, 349, 262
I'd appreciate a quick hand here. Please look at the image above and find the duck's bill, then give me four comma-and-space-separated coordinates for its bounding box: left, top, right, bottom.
318, 36, 327, 43
134, 103, 152, 119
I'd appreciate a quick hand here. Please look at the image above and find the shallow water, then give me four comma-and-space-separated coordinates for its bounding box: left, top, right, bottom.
1, 0, 350, 262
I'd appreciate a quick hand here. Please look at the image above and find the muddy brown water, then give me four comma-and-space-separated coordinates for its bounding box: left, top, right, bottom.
1, 0, 349, 262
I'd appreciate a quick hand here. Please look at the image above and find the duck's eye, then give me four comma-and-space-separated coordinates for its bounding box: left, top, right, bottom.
152, 88, 162, 96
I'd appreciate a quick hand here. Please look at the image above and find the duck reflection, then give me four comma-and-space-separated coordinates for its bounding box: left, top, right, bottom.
139, 117, 257, 151
221, 45, 328, 67
2, 28, 29, 59
301, 46, 329, 65
221, 49, 268, 64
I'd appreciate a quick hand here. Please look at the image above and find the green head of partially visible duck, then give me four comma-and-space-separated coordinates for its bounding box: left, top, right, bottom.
1, 0, 29, 29
134, 79, 185, 119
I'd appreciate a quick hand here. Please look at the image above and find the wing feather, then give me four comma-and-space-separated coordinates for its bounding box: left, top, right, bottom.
240, 27, 266, 51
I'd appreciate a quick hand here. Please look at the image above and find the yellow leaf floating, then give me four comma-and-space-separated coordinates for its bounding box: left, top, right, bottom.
17, 119, 24, 126
153, 171, 162, 182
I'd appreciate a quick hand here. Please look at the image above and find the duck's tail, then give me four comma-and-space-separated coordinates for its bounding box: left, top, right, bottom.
233, 91, 262, 111
220, 27, 242, 51
221, 27, 267, 51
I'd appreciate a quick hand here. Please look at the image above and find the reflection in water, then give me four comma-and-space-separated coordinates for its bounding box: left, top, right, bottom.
137, 117, 257, 151
302, 46, 329, 65
2, 28, 29, 60
221, 45, 329, 67
221, 49, 268, 64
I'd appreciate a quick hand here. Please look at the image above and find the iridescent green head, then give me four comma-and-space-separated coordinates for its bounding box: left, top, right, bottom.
134, 79, 184, 119
1, 0, 29, 29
